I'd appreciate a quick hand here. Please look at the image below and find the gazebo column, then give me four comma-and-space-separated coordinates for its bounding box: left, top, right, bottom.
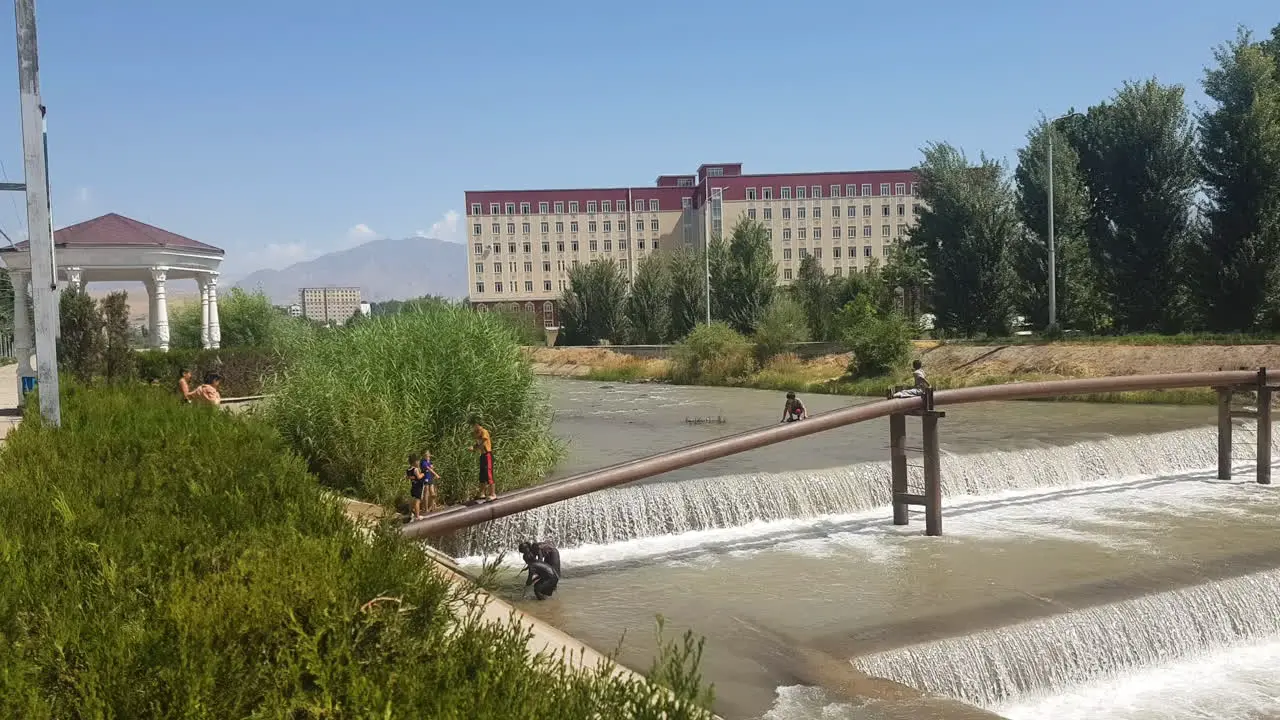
11, 270, 34, 405
143, 279, 157, 346
198, 277, 211, 349
149, 267, 170, 352
208, 276, 220, 349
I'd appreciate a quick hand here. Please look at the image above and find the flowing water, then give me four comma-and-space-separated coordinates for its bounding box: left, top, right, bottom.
450, 379, 1280, 719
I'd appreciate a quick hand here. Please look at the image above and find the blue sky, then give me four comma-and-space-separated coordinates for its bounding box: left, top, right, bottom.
0, 0, 1275, 279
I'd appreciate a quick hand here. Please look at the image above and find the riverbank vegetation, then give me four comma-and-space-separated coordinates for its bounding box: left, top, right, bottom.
553, 23, 1280, 391
265, 304, 562, 505
0, 383, 713, 718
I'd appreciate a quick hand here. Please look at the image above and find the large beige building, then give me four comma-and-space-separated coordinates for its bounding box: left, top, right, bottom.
300, 286, 362, 325
465, 163, 920, 326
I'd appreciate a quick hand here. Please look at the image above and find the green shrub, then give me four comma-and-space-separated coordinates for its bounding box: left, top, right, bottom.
839, 296, 913, 378
264, 304, 562, 504
670, 322, 755, 385
752, 296, 810, 364
57, 287, 104, 381
0, 383, 712, 719
134, 346, 288, 397
169, 287, 312, 350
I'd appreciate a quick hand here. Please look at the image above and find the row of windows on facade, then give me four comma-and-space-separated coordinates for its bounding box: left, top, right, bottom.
475, 218, 665, 236
469, 182, 919, 217
476, 300, 558, 324
474, 238, 662, 256
475, 241, 891, 278
776, 224, 911, 240
747, 203, 920, 221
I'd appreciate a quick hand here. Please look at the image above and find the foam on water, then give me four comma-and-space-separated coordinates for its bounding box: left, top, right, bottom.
853, 568, 1280, 709
449, 425, 1266, 556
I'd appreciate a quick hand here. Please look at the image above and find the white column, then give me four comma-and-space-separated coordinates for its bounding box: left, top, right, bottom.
208, 276, 221, 349
12, 271, 33, 405
199, 277, 211, 349
143, 280, 157, 347
150, 267, 170, 352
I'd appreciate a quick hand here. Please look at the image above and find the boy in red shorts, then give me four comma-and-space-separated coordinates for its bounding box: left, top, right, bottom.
471, 416, 497, 502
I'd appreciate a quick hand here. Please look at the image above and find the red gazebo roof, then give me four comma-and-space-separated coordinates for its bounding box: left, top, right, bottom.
4, 213, 223, 254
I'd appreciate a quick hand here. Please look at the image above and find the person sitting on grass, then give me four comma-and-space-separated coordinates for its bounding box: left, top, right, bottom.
178, 368, 195, 403
470, 416, 497, 502
406, 454, 428, 521
417, 450, 441, 513
191, 373, 223, 406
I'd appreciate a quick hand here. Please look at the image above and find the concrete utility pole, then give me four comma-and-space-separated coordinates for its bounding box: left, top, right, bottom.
15, 0, 61, 425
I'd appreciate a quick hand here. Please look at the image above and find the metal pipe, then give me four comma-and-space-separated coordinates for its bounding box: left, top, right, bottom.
402, 369, 1265, 540
889, 413, 908, 525
922, 412, 942, 537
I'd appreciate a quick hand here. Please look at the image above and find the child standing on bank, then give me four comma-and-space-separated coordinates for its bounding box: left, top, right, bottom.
418, 451, 441, 512
407, 455, 428, 521
471, 416, 497, 502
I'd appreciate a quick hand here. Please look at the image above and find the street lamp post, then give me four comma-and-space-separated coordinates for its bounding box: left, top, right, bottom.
1046, 111, 1081, 334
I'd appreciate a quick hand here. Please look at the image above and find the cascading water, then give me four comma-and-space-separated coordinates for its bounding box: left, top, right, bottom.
853, 568, 1280, 710
447, 424, 1276, 555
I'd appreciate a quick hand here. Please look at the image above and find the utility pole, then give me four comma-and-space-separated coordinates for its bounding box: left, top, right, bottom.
15, 0, 61, 425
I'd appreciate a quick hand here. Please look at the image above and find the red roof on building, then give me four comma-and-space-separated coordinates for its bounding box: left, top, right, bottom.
3, 213, 224, 254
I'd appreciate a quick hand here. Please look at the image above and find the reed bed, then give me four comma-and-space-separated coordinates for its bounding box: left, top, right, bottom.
265, 305, 563, 504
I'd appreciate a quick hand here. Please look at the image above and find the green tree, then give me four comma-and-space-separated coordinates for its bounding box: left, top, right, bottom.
172, 287, 294, 349
711, 218, 777, 335
1189, 29, 1280, 331
99, 291, 135, 382
1067, 79, 1198, 332
58, 288, 104, 381
666, 247, 707, 340
753, 295, 810, 364
789, 255, 836, 340
909, 142, 1015, 337
559, 259, 628, 345
837, 295, 913, 378
668, 321, 754, 385
880, 242, 931, 322
625, 254, 672, 344
1010, 118, 1109, 332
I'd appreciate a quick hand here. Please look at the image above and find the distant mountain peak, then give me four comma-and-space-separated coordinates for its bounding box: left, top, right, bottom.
234, 236, 467, 304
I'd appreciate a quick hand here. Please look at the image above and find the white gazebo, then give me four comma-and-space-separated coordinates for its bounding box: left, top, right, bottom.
1, 212, 224, 393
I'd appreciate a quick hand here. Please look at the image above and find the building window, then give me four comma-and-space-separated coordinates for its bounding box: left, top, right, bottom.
543, 281, 552, 291
491, 223, 500, 234
539, 202, 549, 214
682, 197, 692, 209
763, 207, 772, 220
475, 263, 484, 274
492, 242, 501, 254
830, 185, 841, 198
474, 282, 485, 294
798, 228, 807, 239
650, 219, 659, 231
524, 261, 533, 272
911, 182, 920, 197
796, 186, 806, 199
587, 201, 598, 213
541, 241, 550, 253
638, 239, 645, 249
747, 208, 756, 219
781, 186, 791, 200
846, 184, 857, 197
884, 246, 892, 256
861, 184, 872, 197
813, 207, 821, 219
570, 221, 579, 233
864, 226, 872, 237
508, 243, 517, 253
763, 187, 773, 200
489, 203, 499, 214
523, 242, 531, 253
746, 188, 757, 201
895, 183, 907, 196
879, 183, 890, 196
897, 224, 908, 237
811, 185, 821, 198
783, 248, 792, 260
814, 247, 822, 259
571, 240, 579, 251
619, 238, 629, 250
507, 223, 516, 234
603, 221, 612, 232
833, 206, 842, 218
542, 261, 551, 272
897, 204, 906, 217
784, 268, 793, 280
783, 228, 792, 240
473, 223, 482, 236
602, 200, 612, 212
782, 207, 791, 220
707, 166, 724, 177
797, 207, 807, 219
913, 203, 922, 215
882, 225, 891, 237
814, 228, 822, 240
505, 203, 515, 215
833, 226, 842, 239
495, 282, 504, 292
848, 246, 856, 258
863, 205, 872, 217
833, 267, 843, 277
604, 239, 613, 251
833, 246, 842, 259
555, 221, 564, 233
589, 239, 598, 252
568, 201, 578, 213
636, 220, 644, 232
470, 203, 481, 215
540, 222, 549, 233
521, 281, 530, 292
473, 242, 483, 255
509, 262, 516, 273
652, 239, 659, 250
557, 241, 565, 252
882, 205, 891, 217
521, 222, 531, 234
864, 246, 873, 257
588, 221, 598, 233
649, 199, 660, 212
521, 202, 531, 214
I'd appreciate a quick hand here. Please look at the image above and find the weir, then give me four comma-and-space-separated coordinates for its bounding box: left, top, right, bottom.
852, 568, 1280, 710
404, 369, 1277, 541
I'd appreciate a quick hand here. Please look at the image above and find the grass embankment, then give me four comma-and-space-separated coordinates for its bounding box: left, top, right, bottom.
265, 306, 563, 505
529, 340, 1280, 405
0, 383, 713, 719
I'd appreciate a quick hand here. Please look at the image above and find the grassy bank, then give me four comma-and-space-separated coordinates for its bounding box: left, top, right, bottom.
0, 383, 712, 719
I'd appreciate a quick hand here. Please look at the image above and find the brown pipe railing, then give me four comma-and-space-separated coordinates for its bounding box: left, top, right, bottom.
401, 369, 1268, 540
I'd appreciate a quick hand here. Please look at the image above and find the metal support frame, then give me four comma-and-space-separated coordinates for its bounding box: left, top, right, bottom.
1218, 387, 1233, 480
890, 413, 908, 525
887, 387, 945, 536
1258, 368, 1272, 486
1215, 369, 1274, 486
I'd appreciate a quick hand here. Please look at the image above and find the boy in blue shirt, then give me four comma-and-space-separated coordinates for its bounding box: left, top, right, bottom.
417, 451, 441, 513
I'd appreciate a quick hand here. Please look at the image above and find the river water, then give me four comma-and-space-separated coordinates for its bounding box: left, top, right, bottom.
451, 378, 1280, 720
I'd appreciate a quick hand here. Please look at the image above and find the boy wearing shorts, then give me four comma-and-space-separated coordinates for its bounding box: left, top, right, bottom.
471, 416, 497, 502
418, 451, 441, 512
407, 455, 428, 521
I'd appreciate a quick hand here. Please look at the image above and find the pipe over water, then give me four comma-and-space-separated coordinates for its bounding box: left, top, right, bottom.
402, 369, 1268, 540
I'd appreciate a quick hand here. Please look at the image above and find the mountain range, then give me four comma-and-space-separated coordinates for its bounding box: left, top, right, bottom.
233, 236, 468, 305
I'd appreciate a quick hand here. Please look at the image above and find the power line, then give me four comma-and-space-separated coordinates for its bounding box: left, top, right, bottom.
0, 156, 25, 239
